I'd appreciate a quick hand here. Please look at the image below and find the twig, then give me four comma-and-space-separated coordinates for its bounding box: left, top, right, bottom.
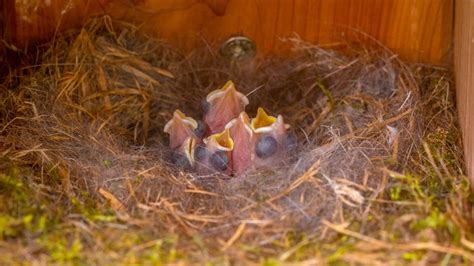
323, 220, 474, 261
221, 222, 246, 251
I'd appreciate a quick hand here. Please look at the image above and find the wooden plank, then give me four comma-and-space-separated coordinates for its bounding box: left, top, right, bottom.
0, 0, 15, 47
454, 0, 474, 188
2, 0, 453, 65
106, 0, 453, 64
4, 0, 109, 46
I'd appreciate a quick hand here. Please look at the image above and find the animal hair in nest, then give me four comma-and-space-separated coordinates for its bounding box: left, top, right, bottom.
2, 17, 422, 248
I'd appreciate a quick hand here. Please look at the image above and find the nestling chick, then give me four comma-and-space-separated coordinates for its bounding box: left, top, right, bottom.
163, 81, 297, 176
203, 80, 249, 134
164, 110, 199, 149
251, 107, 296, 169
225, 112, 253, 175
163, 110, 200, 169
170, 137, 196, 170
194, 129, 234, 175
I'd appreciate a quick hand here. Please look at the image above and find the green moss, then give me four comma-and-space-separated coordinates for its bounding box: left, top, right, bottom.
39, 233, 83, 264
314, 79, 335, 110
102, 159, 113, 169
322, 235, 355, 265
262, 258, 282, 266
0, 164, 57, 239
389, 185, 401, 201
403, 251, 424, 261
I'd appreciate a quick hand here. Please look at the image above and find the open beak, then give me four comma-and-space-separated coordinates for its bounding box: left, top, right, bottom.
251, 107, 290, 138
251, 108, 292, 162
251, 107, 277, 133
204, 128, 234, 152
164, 110, 198, 149
203, 80, 249, 134
225, 112, 253, 175
201, 129, 234, 173
183, 137, 196, 166
171, 137, 196, 170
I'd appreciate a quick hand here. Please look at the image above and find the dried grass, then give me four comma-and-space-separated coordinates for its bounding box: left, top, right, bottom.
0, 16, 472, 264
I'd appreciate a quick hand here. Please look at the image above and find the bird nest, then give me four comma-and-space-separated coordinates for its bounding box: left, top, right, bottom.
1, 16, 472, 263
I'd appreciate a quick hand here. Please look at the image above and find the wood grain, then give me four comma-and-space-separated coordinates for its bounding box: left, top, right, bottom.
4, 0, 109, 46
454, 0, 474, 187
3, 0, 453, 65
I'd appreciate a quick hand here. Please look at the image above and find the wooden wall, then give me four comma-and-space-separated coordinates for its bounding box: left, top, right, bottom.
2, 0, 453, 65
455, 0, 474, 187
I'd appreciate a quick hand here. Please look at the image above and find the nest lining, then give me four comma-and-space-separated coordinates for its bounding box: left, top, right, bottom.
2, 16, 466, 261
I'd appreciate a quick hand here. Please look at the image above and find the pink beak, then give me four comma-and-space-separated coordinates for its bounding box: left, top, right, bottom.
164, 110, 198, 149
225, 112, 253, 175
203, 81, 249, 134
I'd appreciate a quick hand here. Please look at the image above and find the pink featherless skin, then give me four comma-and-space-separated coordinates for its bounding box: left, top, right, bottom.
163, 110, 200, 169
203, 81, 249, 134
226, 112, 253, 175
163, 110, 198, 149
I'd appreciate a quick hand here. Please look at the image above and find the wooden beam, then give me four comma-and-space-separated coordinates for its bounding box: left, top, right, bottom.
106, 0, 453, 65
455, 0, 474, 188
3, 0, 109, 47
0, 0, 14, 48
2, 0, 453, 65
